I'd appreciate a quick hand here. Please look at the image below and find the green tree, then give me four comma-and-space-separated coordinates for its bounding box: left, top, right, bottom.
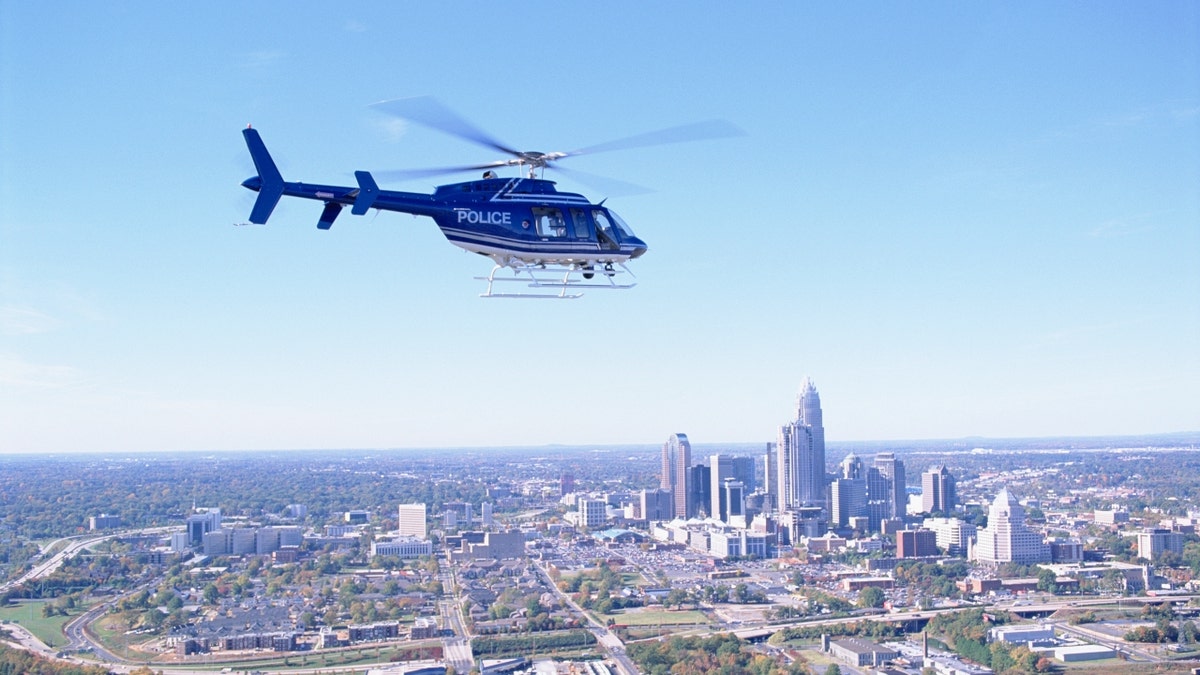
857, 587, 886, 609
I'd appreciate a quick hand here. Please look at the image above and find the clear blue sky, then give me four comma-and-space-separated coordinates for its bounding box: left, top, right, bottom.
2, 3, 1197, 454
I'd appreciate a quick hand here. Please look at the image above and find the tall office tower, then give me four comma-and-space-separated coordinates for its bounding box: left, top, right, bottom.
710, 454, 736, 523
661, 433, 692, 519
481, 502, 494, 528
973, 488, 1050, 564
865, 466, 890, 531
921, 465, 956, 514
640, 489, 673, 522
873, 453, 906, 519
830, 477, 866, 528
840, 452, 863, 480
690, 465, 710, 518
776, 378, 827, 512
732, 456, 756, 493
763, 443, 776, 511
397, 503, 428, 538
186, 507, 222, 545
723, 480, 747, 527
560, 473, 575, 496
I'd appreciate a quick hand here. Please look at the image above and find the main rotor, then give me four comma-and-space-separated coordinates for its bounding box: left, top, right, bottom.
370, 96, 743, 186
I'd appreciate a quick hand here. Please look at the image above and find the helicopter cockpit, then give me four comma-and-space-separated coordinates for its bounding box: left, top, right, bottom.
527, 206, 637, 250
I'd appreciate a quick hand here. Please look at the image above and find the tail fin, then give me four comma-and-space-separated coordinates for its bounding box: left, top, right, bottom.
241, 126, 285, 224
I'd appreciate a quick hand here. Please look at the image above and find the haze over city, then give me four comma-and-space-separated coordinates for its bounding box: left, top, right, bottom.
1, 3, 1197, 454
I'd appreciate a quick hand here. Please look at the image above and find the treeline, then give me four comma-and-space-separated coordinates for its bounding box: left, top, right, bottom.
0, 644, 109, 675
0, 453, 494, 541
628, 633, 807, 675
471, 629, 595, 656
770, 619, 903, 644
926, 609, 1053, 674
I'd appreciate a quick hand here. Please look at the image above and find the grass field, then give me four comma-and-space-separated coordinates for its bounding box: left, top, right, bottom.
612, 609, 709, 626
0, 600, 75, 648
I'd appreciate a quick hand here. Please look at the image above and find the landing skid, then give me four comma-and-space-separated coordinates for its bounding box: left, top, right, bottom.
476, 262, 637, 299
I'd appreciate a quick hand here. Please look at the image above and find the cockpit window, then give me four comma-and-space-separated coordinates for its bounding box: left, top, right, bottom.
606, 209, 636, 238
532, 207, 566, 238
594, 208, 635, 239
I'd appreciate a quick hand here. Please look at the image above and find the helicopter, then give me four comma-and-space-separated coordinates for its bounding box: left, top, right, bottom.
240, 97, 741, 298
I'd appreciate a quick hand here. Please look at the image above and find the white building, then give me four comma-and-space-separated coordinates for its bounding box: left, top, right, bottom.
973, 489, 1050, 564
371, 538, 433, 558
923, 517, 978, 556
397, 503, 428, 538
578, 499, 608, 530
776, 378, 826, 512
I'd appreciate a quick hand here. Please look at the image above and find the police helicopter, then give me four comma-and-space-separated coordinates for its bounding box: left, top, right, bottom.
239, 97, 741, 298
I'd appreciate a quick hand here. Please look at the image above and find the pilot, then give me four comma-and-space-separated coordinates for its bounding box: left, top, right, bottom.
482, 170, 497, 179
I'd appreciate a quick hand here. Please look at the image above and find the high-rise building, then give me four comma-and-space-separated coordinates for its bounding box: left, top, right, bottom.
923, 517, 977, 556
661, 433, 692, 519
1136, 528, 1184, 561
897, 529, 938, 558
973, 489, 1050, 564
710, 454, 736, 522
640, 489, 673, 522
578, 499, 608, 530
921, 465, 956, 514
723, 480, 747, 527
186, 507, 222, 545
690, 464, 710, 518
873, 453, 906, 519
397, 503, 427, 538
763, 443, 776, 511
831, 477, 867, 528
731, 456, 756, 493
777, 378, 826, 512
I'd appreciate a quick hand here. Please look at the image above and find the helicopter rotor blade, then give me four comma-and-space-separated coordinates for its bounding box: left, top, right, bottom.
563, 119, 745, 159
371, 96, 524, 159
549, 165, 652, 198
373, 160, 513, 184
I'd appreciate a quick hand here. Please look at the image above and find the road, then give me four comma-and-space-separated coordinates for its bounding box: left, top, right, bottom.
0, 534, 116, 594
532, 559, 640, 675
439, 567, 474, 673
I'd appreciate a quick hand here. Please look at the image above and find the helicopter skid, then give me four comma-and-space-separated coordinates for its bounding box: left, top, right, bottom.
476, 262, 636, 299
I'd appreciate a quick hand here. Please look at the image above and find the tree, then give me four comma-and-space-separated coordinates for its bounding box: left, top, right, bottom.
825, 664, 841, 675
857, 587, 886, 609
1036, 568, 1059, 594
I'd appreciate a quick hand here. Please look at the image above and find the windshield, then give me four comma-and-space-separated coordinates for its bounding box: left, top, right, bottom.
593, 208, 636, 239
605, 209, 636, 238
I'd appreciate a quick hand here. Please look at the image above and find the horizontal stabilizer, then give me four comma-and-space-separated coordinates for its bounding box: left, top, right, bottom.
352, 171, 379, 215
242, 127, 285, 224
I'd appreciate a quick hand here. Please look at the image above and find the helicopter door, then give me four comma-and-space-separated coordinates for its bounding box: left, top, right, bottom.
592, 209, 620, 251
569, 208, 592, 242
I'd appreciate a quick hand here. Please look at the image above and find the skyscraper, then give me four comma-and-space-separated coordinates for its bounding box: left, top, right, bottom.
397, 503, 427, 538
777, 378, 826, 512
873, 453, 906, 519
710, 454, 736, 522
973, 488, 1050, 564
921, 465, 956, 514
661, 433, 692, 519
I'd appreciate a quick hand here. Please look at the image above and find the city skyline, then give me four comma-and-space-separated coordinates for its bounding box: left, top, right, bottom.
2, 4, 1197, 454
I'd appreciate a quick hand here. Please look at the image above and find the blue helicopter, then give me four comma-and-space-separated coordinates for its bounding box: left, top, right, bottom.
240, 97, 741, 298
